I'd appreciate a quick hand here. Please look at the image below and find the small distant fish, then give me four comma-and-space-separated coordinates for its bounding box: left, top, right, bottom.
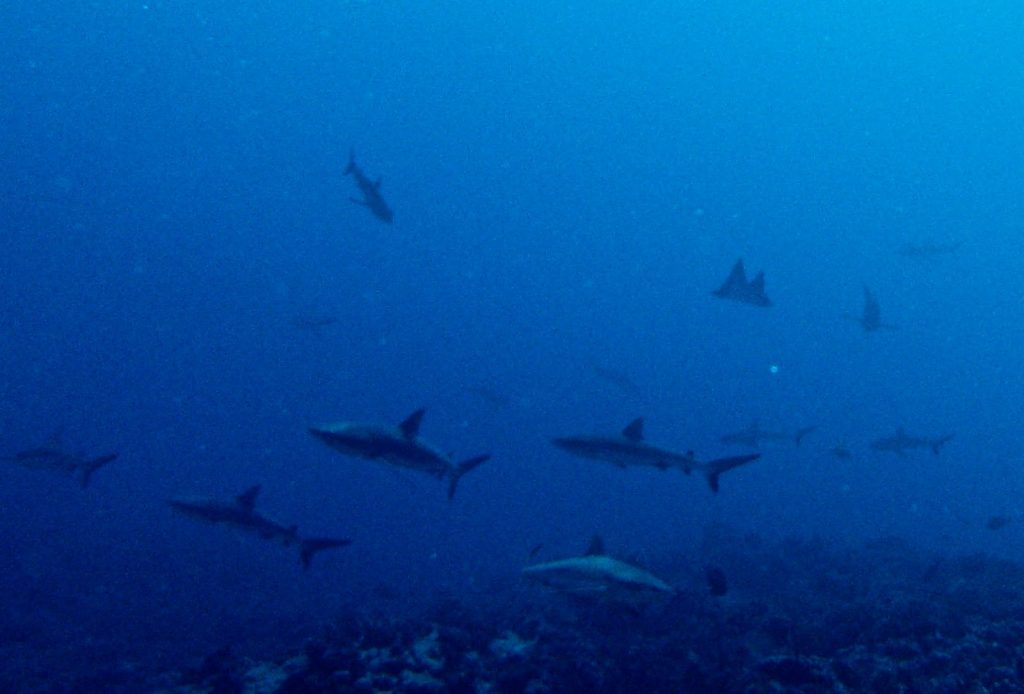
987, 515, 1013, 531
4, 433, 117, 488
464, 386, 511, 410
829, 445, 852, 460
705, 566, 728, 597
711, 259, 771, 307
344, 149, 393, 224
898, 241, 961, 260
590, 365, 643, 396
309, 408, 491, 500
870, 428, 954, 457
168, 485, 351, 569
720, 420, 817, 448
529, 543, 544, 558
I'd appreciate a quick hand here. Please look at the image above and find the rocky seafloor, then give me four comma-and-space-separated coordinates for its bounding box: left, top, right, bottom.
11, 529, 1024, 693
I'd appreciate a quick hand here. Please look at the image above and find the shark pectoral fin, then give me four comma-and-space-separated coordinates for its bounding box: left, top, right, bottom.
584, 535, 605, 556
447, 453, 491, 500
399, 409, 427, 439
80, 453, 118, 488
299, 537, 352, 569
621, 418, 645, 441
236, 485, 261, 511
705, 470, 721, 493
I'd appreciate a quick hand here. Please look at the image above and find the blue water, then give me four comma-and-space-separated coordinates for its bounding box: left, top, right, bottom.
3, 0, 1024, 676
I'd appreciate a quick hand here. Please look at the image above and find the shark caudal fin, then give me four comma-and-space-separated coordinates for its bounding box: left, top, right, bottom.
80, 453, 118, 488
299, 537, 352, 570
931, 434, 954, 455
794, 426, 818, 446
702, 454, 761, 493
344, 148, 356, 176
447, 454, 491, 500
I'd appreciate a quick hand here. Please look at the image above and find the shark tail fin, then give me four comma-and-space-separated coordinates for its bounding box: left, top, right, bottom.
932, 434, 954, 455
344, 148, 356, 176
80, 453, 118, 488
447, 454, 491, 500
794, 426, 818, 446
299, 537, 352, 570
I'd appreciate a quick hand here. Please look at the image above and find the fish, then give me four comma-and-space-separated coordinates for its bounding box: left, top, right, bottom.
590, 365, 643, 396
870, 428, 954, 457
344, 149, 393, 223
986, 515, 1013, 531
898, 241, 961, 260
309, 408, 491, 500
4, 433, 117, 488
168, 485, 351, 569
720, 420, 817, 448
705, 566, 728, 597
846, 285, 897, 332
711, 259, 771, 307
552, 418, 760, 492
522, 536, 675, 607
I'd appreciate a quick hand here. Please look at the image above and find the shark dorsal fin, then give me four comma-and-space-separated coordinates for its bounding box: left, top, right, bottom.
584, 535, 605, 556
728, 259, 747, 285
750, 271, 766, 294
237, 485, 261, 511
622, 418, 644, 441
399, 409, 427, 439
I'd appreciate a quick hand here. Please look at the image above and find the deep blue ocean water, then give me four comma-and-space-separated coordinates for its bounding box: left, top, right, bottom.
3, 0, 1024, 685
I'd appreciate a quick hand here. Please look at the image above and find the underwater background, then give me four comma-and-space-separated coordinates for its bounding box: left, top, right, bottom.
4, 1, 1024, 691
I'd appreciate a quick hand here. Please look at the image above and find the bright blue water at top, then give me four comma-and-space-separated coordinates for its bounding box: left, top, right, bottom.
2, 0, 1024, 646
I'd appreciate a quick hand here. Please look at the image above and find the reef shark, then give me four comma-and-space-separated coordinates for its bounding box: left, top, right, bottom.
712, 259, 771, 307
846, 286, 897, 332
309, 409, 490, 500
345, 149, 393, 223
552, 418, 760, 492
168, 485, 351, 569
3, 434, 117, 488
870, 428, 954, 457
720, 420, 817, 448
522, 536, 675, 607
898, 241, 961, 260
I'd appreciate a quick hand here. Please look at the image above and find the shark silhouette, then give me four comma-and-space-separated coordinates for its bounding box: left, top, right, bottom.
712, 259, 771, 307
847, 286, 897, 332
345, 149, 393, 223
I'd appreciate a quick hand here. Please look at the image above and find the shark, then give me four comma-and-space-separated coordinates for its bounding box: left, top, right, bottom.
522, 536, 675, 607
720, 420, 817, 448
846, 285, 897, 332
3, 434, 117, 488
168, 485, 351, 569
712, 259, 771, 307
308, 408, 490, 500
870, 428, 954, 457
552, 418, 760, 492
898, 241, 961, 260
344, 149, 393, 223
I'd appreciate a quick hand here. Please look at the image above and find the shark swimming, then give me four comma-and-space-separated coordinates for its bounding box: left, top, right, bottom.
870, 428, 954, 457
344, 149, 393, 223
522, 536, 675, 607
720, 420, 817, 448
3, 434, 117, 488
168, 485, 351, 569
846, 286, 897, 332
308, 408, 491, 500
552, 418, 760, 492
712, 259, 771, 307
